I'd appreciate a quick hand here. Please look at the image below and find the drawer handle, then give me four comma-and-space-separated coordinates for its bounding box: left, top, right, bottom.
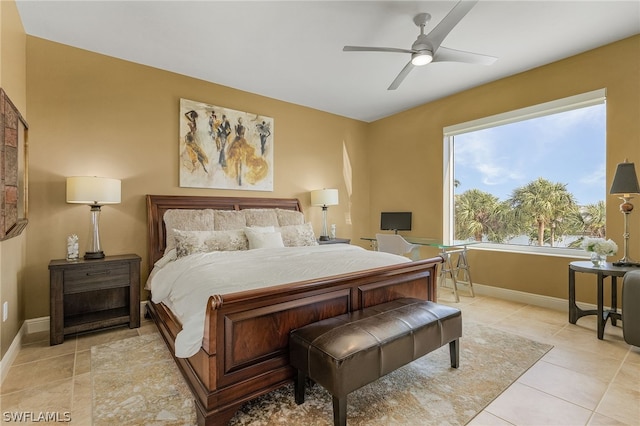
86, 270, 111, 276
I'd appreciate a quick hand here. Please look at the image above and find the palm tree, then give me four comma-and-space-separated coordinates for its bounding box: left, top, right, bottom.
508, 178, 578, 246
582, 201, 606, 237
455, 189, 507, 242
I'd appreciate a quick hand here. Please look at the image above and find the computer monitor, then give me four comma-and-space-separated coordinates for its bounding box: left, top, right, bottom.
380, 212, 412, 234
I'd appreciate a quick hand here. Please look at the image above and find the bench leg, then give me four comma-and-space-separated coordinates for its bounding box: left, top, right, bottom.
332, 395, 347, 426
449, 339, 459, 368
294, 369, 306, 404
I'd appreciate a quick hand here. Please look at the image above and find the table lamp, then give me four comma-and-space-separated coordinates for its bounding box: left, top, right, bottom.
66, 176, 121, 259
609, 160, 640, 267
310, 189, 338, 241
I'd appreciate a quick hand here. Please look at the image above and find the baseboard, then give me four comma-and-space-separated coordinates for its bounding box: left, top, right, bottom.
25, 316, 50, 334
472, 282, 569, 312
24, 302, 148, 335
0, 321, 26, 385
467, 282, 610, 313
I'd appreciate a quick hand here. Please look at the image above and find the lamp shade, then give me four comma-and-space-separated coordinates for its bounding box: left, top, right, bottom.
310, 189, 338, 207
66, 176, 121, 205
610, 162, 640, 196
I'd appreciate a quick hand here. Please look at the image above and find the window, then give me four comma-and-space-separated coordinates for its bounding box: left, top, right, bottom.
443, 89, 606, 256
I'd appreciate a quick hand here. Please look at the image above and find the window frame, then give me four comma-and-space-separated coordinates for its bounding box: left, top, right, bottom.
442, 88, 606, 257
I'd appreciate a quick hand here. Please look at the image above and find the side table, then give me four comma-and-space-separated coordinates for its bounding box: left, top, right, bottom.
568, 260, 634, 339
318, 238, 351, 245
49, 254, 141, 345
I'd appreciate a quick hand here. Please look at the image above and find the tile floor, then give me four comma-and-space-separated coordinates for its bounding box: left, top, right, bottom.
1, 292, 638, 425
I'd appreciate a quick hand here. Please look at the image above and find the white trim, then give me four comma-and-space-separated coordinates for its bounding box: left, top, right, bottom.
472, 282, 568, 312
0, 321, 26, 385
26, 316, 49, 334
443, 134, 454, 245
471, 282, 610, 313
468, 244, 591, 259
443, 88, 606, 136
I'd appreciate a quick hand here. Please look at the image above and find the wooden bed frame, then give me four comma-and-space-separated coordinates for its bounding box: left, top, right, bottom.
145, 194, 443, 426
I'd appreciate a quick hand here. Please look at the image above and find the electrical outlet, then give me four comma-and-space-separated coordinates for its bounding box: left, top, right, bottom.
2, 301, 8, 322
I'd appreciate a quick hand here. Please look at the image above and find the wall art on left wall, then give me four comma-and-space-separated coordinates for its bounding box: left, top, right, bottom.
0, 88, 28, 240
179, 98, 274, 191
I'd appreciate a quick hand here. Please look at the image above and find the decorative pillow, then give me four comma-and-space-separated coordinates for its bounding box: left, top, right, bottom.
244, 209, 279, 227
213, 210, 247, 231
275, 208, 305, 226
163, 209, 215, 254
246, 231, 285, 249
174, 229, 248, 258
278, 223, 318, 247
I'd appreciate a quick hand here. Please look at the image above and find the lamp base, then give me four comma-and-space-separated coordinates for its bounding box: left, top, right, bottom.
84, 251, 105, 260
319, 235, 330, 241
613, 261, 640, 267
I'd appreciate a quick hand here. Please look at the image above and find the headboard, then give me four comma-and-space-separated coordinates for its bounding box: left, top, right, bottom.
146, 195, 303, 268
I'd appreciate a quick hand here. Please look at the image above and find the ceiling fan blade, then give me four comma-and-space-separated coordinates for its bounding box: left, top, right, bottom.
433, 46, 497, 65
387, 61, 415, 90
426, 0, 478, 51
343, 46, 415, 54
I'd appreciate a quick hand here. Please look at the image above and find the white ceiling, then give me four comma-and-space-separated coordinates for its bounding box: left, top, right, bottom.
15, 1, 640, 122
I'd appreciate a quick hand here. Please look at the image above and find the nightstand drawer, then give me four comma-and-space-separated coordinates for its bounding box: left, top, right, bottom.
64, 262, 130, 294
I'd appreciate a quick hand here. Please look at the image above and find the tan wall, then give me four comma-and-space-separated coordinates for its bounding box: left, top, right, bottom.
0, 0, 27, 359
19, 30, 640, 324
24, 36, 370, 319
368, 35, 640, 304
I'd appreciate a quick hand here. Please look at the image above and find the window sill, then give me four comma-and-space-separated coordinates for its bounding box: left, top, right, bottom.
468, 243, 590, 259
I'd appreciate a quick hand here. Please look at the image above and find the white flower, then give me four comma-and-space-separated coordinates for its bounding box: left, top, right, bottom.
581, 237, 618, 256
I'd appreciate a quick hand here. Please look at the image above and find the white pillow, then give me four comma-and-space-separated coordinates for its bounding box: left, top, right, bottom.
245, 226, 282, 249
246, 231, 285, 249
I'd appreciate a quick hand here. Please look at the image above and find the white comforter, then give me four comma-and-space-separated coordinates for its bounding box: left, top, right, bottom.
148, 244, 410, 357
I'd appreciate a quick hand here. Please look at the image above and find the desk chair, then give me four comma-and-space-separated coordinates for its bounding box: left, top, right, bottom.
622, 270, 640, 346
375, 234, 419, 259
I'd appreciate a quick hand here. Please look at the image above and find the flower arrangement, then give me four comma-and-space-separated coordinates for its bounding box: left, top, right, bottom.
581, 237, 618, 256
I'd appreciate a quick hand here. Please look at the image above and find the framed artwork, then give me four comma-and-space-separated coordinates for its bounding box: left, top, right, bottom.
0, 88, 28, 240
179, 98, 274, 191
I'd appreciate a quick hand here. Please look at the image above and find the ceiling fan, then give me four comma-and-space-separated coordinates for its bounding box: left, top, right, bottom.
343, 0, 497, 90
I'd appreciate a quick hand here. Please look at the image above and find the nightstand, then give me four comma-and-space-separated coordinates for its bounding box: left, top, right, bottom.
49, 254, 141, 345
318, 238, 351, 245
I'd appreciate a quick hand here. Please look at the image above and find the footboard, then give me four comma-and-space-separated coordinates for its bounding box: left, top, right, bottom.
148, 256, 442, 426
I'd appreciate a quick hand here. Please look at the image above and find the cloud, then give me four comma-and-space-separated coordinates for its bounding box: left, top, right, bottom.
455, 129, 525, 186
579, 161, 606, 185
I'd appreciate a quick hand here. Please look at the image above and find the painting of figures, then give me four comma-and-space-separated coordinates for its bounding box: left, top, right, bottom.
179, 98, 274, 191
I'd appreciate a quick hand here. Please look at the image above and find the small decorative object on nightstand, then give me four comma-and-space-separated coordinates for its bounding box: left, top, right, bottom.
49, 254, 141, 345
318, 237, 351, 245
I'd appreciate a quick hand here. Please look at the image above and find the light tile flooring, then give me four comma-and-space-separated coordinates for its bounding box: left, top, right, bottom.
1, 292, 638, 425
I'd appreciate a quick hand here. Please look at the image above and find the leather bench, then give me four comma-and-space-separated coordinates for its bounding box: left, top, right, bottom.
289, 297, 462, 426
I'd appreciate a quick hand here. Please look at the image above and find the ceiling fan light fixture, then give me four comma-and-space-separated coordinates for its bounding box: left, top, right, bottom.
411, 51, 432, 66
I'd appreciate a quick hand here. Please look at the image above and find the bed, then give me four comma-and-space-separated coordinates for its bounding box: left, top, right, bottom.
145, 194, 443, 426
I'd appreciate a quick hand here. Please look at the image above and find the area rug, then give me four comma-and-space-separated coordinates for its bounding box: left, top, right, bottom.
92, 322, 552, 425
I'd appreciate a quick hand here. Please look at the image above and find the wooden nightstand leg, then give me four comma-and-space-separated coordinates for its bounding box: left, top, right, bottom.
50, 270, 64, 345
129, 258, 141, 328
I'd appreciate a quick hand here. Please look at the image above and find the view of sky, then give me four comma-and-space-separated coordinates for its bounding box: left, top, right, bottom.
454, 103, 606, 206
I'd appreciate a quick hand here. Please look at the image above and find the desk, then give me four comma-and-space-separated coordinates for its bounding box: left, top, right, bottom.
361, 237, 478, 302
568, 261, 633, 339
